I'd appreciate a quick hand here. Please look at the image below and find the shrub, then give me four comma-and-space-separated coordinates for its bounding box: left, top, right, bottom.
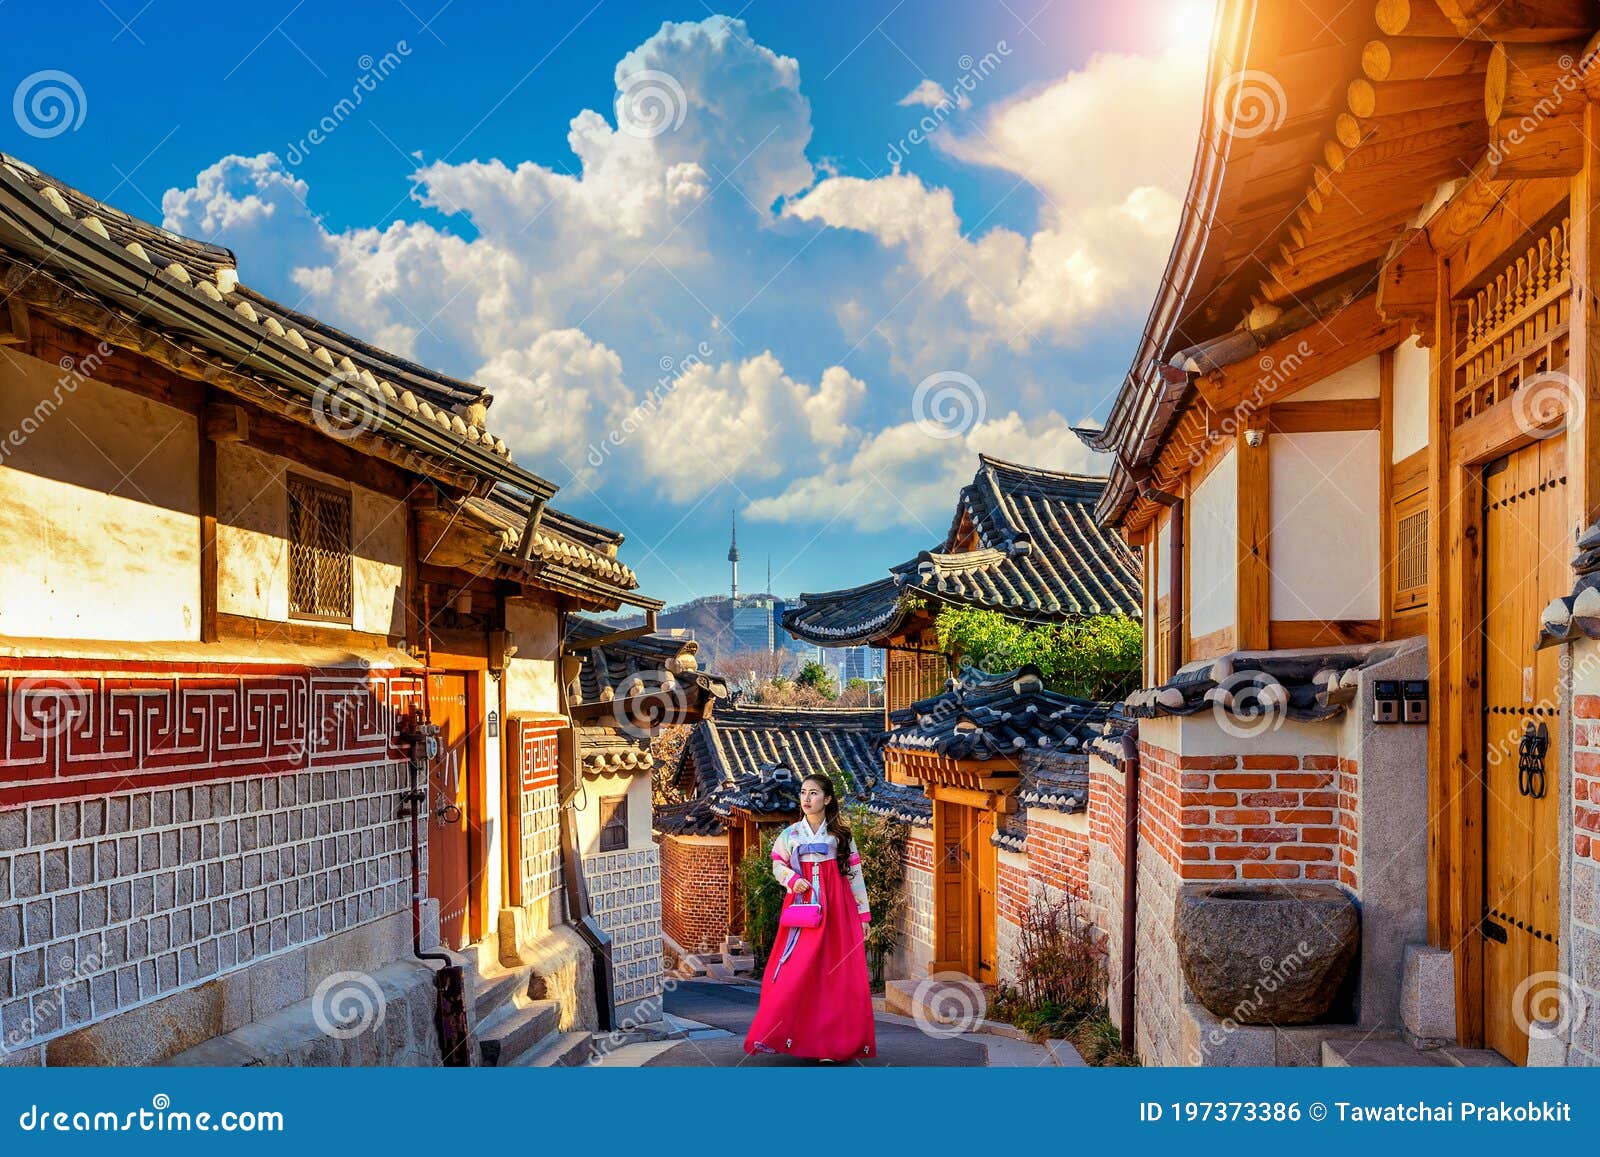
934, 606, 1142, 701
986, 892, 1139, 1065
843, 804, 905, 988
738, 829, 786, 965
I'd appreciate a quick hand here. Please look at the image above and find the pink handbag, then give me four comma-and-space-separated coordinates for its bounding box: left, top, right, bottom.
779, 863, 823, 928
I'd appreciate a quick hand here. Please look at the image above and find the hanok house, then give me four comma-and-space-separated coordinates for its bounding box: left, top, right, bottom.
779, 455, 1142, 995
1079, 1, 1600, 1067
879, 666, 1121, 990
559, 614, 726, 1020
654, 703, 883, 970
783, 455, 1142, 714
0, 152, 665, 1067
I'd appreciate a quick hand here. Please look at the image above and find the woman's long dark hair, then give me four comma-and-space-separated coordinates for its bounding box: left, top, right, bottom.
802, 772, 853, 877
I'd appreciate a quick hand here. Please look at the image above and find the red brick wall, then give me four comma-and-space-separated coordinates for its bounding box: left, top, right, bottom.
903, 833, 934, 872
1337, 757, 1359, 888
1090, 762, 1127, 865
1574, 695, 1600, 862
1025, 815, 1090, 900
998, 855, 1030, 925
659, 834, 730, 954
1133, 741, 1351, 884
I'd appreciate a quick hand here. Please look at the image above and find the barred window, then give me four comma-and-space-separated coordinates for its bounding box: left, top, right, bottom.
287, 475, 353, 622
598, 795, 629, 852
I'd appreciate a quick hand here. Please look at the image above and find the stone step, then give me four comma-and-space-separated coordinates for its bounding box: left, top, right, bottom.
471, 966, 533, 1023
510, 1030, 594, 1068
1321, 1034, 1450, 1067
724, 953, 756, 973
884, 976, 987, 1026
477, 999, 561, 1067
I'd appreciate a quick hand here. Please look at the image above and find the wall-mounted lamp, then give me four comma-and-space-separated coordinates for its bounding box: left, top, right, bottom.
1244, 429, 1266, 448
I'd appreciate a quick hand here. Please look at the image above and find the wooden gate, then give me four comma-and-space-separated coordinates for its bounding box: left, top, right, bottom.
428, 672, 474, 951
1480, 440, 1564, 1064
931, 799, 998, 983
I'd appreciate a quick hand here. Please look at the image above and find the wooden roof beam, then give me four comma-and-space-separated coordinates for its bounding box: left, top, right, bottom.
1192, 297, 1400, 417
1379, 0, 1597, 42
1484, 37, 1598, 177
1363, 37, 1494, 81
1376, 227, 1441, 340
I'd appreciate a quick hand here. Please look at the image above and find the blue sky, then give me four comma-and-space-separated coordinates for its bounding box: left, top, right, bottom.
4, 0, 1214, 605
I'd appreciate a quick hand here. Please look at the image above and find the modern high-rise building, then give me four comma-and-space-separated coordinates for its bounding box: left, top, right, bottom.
731, 598, 775, 653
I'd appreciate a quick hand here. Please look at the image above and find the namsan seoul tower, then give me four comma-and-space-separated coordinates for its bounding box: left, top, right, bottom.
727, 508, 740, 602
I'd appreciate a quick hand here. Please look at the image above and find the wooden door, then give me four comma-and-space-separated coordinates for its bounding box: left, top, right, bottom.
1480, 440, 1564, 1064
934, 799, 967, 971
974, 810, 998, 985
428, 672, 473, 951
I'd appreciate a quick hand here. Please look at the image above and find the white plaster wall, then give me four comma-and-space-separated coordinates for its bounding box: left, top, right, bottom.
1269, 430, 1381, 621
1156, 511, 1172, 600
1188, 448, 1237, 638
1392, 337, 1430, 463
214, 441, 406, 635
0, 350, 200, 641
504, 599, 560, 714
1290, 353, 1380, 401
572, 769, 653, 857
1139, 713, 1338, 760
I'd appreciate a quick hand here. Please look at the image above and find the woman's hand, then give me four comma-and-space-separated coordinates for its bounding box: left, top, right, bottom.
790, 877, 810, 895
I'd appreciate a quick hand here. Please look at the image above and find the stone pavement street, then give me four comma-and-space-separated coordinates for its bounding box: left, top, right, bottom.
587, 979, 1062, 1067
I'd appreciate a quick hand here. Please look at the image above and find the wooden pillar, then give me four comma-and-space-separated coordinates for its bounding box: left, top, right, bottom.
1236, 420, 1271, 650
1568, 101, 1600, 550
1379, 349, 1396, 639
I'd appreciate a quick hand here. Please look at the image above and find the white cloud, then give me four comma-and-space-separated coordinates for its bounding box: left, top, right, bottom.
787, 44, 1204, 353
159, 18, 1187, 532
471, 329, 634, 474
637, 352, 867, 501
898, 79, 957, 110
746, 410, 1100, 532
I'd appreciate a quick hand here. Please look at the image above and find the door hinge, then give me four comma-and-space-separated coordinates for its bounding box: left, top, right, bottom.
1481, 915, 1509, 944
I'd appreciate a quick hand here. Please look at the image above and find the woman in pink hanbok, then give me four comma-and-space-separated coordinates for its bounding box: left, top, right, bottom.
744, 771, 876, 1062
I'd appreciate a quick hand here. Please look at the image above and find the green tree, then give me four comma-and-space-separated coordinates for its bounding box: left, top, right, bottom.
934, 606, 1142, 700
795, 659, 837, 698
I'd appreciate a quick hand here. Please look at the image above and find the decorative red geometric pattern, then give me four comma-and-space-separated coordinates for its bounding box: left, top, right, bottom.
513, 717, 564, 791
0, 657, 423, 805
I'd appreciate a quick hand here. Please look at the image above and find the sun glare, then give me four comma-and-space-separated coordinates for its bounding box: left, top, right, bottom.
1165, 0, 1216, 51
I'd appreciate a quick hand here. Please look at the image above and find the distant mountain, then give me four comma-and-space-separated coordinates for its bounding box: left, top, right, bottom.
596, 593, 808, 670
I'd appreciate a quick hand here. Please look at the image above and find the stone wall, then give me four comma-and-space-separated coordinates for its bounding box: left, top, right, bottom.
582, 845, 662, 1021
887, 832, 933, 981
1563, 641, 1600, 1064
0, 764, 412, 1063
657, 833, 728, 956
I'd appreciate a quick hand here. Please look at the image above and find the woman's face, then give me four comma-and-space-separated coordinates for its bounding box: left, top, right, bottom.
799, 780, 828, 819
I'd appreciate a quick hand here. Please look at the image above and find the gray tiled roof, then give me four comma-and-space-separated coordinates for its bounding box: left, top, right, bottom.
886, 665, 1119, 763
1540, 520, 1600, 649
1124, 644, 1410, 721
783, 456, 1141, 646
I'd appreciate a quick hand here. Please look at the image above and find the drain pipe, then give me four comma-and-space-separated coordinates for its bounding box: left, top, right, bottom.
399, 573, 469, 1064
1119, 722, 1141, 1056
555, 608, 618, 1032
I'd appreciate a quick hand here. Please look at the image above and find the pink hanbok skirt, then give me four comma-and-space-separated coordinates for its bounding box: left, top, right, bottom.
744, 863, 876, 1061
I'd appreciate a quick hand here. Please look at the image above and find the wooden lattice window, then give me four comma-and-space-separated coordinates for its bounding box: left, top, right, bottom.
287, 475, 353, 622
598, 795, 628, 852
1394, 502, 1428, 612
